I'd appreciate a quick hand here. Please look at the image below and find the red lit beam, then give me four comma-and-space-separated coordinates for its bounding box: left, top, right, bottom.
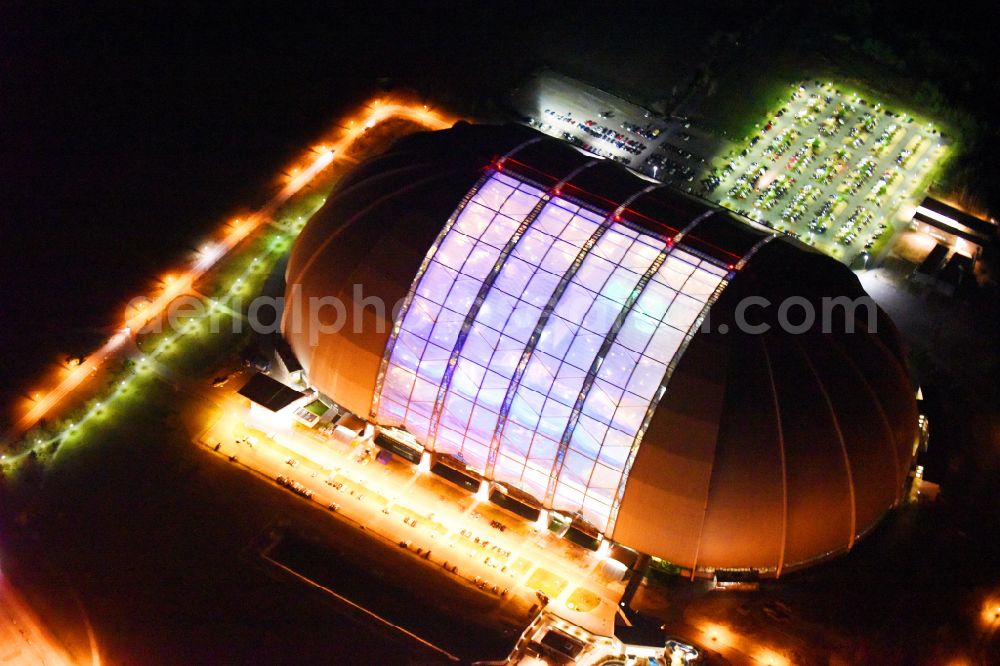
496, 157, 741, 263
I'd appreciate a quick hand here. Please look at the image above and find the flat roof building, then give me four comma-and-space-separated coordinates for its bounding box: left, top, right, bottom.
910, 196, 997, 258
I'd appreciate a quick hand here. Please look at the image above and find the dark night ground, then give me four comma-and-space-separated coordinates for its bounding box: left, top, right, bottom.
2, 2, 999, 664
0, 374, 527, 664
0, 363, 997, 664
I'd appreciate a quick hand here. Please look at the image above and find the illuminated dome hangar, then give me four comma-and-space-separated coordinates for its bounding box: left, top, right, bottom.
282, 122, 919, 577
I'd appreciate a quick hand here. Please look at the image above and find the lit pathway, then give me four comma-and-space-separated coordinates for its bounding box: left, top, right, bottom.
203, 410, 623, 636
3, 101, 452, 447
0, 573, 92, 666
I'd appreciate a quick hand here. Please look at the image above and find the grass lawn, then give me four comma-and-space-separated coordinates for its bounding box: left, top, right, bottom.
566, 586, 602, 613
511, 556, 534, 577
526, 567, 567, 599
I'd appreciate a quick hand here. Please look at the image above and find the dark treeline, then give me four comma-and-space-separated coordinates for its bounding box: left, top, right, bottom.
779, 2, 1000, 215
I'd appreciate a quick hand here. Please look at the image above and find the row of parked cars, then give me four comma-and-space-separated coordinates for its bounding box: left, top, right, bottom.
714, 83, 926, 257
644, 152, 695, 180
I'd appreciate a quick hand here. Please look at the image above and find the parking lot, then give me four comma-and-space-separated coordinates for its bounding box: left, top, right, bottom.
705, 81, 950, 263
203, 405, 625, 638
515, 71, 723, 194
516, 74, 951, 268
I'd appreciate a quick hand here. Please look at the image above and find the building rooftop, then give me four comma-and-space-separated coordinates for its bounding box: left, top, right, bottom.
237, 373, 305, 412
914, 197, 997, 246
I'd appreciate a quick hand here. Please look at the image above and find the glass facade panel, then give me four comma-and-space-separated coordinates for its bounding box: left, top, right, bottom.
550, 247, 727, 529
375, 170, 730, 531
436, 201, 603, 468
377, 173, 545, 443
492, 226, 666, 495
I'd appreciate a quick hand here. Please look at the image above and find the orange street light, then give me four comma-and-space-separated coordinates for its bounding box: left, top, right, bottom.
3, 95, 461, 446
979, 597, 1000, 627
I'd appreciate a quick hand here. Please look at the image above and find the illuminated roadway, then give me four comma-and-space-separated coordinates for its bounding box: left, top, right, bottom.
206, 412, 781, 663
202, 401, 624, 637
0, 573, 87, 666
2, 102, 452, 447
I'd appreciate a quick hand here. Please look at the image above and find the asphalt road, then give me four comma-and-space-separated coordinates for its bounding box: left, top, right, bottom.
200, 401, 625, 638
0, 575, 80, 666
2, 102, 451, 449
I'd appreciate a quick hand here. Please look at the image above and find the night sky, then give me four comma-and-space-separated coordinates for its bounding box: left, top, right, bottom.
2, 4, 376, 406
2, 1, 997, 406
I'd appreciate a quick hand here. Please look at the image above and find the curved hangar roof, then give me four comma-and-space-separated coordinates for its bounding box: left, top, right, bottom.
284, 123, 918, 574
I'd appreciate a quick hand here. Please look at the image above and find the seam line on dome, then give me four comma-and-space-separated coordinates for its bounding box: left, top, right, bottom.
289, 162, 449, 289
663, 275, 731, 574
759, 336, 789, 577
795, 336, 858, 550
498, 136, 546, 163
735, 231, 778, 270
543, 245, 670, 506
369, 171, 493, 421
845, 318, 914, 503
827, 333, 904, 504
424, 187, 557, 452
370, 140, 587, 434
646, 230, 763, 571
606, 233, 774, 536
483, 182, 659, 481
415, 158, 603, 467
427, 157, 601, 459
291, 168, 472, 392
